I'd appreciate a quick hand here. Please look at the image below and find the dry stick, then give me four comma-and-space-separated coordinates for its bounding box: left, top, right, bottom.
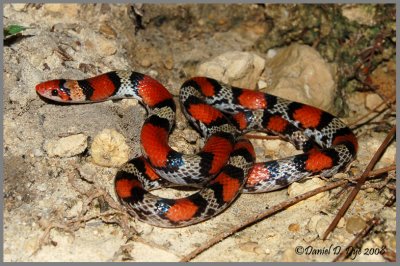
180, 165, 395, 262
333, 194, 395, 262
322, 126, 396, 240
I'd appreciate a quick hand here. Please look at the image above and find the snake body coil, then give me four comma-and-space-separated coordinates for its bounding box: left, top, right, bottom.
36, 71, 358, 227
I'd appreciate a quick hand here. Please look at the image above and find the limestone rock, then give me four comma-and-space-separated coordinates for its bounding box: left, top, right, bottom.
264, 44, 337, 113
45, 134, 88, 157
197, 51, 265, 89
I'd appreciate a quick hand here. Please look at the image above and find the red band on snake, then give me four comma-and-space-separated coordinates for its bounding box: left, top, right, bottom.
36, 70, 358, 227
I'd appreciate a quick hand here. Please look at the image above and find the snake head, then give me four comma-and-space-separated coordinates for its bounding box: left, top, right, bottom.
36, 79, 72, 102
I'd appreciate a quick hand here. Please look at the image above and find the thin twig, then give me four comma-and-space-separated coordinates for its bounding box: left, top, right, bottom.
180, 165, 395, 262
322, 126, 395, 240
32, 210, 124, 256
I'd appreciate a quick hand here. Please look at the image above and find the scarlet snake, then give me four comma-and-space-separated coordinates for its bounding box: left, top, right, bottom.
36, 70, 358, 227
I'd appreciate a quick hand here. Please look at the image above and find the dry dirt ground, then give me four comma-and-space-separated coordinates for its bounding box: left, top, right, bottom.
3, 4, 396, 262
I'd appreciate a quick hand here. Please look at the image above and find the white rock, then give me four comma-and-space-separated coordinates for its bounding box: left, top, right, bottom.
197, 51, 266, 89
257, 79, 267, 89
264, 44, 337, 113
120, 98, 139, 108
266, 49, 277, 59
45, 134, 88, 157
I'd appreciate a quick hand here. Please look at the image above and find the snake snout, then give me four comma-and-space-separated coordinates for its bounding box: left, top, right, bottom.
35, 80, 59, 95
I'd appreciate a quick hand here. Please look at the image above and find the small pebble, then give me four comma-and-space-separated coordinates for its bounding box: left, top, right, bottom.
238, 241, 259, 253
266, 49, 277, 59
44, 134, 88, 157
345, 216, 366, 234
148, 70, 158, 78
163, 56, 174, 70
337, 217, 346, 228
257, 79, 267, 89
120, 98, 139, 108
288, 223, 300, 232
99, 23, 117, 38
140, 58, 152, 68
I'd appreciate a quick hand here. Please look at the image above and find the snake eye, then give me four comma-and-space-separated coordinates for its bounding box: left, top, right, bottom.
51, 89, 58, 96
